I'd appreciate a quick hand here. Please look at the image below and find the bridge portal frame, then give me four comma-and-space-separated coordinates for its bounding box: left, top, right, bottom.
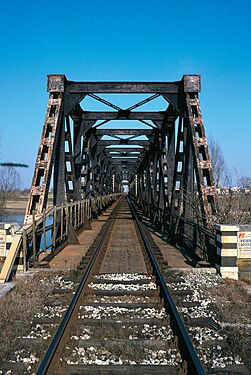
24, 74, 216, 259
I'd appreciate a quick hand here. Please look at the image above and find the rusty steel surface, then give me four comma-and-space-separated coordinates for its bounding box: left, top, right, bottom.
24, 93, 64, 225
36, 197, 205, 375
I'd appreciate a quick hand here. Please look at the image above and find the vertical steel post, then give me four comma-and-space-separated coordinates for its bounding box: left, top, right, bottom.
32, 211, 37, 259
22, 230, 27, 272
52, 206, 57, 248
43, 209, 46, 252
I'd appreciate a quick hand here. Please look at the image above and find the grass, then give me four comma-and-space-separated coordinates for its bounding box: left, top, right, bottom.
0, 270, 78, 371
206, 278, 251, 373
0, 273, 48, 363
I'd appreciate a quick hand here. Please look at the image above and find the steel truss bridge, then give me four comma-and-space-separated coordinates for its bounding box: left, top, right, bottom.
0, 74, 217, 282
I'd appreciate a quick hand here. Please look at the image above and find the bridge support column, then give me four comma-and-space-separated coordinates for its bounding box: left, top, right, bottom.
215, 224, 239, 280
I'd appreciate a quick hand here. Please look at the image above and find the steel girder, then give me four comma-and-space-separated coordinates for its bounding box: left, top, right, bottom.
24, 74, 216, 244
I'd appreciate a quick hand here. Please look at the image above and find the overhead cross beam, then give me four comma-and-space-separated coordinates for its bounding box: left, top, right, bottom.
97, 140, 150, 147
82, 111, 164, 121
95, 129, 154, 137
65, 81, 181, 94
48, 74, 200, 94
104, 147, 144, 152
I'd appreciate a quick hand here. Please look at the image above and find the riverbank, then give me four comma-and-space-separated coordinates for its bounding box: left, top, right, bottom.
4, 198, 27, 210
3, 194, 53, 211
0, 196, 52, 227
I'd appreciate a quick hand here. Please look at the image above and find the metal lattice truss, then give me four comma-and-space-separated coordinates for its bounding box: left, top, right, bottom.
24, 74, 216, 236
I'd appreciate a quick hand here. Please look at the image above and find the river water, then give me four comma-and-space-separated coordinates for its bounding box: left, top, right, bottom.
0, 210, 54, 251
0, 210, 25, 227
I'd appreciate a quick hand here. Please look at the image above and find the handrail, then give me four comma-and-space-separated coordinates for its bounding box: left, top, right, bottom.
0, 193, 121, 282
130, 195, 216, 260
130, 195, 215, 239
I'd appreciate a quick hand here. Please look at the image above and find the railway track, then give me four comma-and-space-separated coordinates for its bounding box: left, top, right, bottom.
35, 196, 205, 375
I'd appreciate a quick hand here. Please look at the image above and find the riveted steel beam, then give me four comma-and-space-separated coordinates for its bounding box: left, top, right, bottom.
98, 140, 150, 146
95, 129, 154, 137
82, 111, 165, 120
65, 81, 181, 94
104, 147, 145, 152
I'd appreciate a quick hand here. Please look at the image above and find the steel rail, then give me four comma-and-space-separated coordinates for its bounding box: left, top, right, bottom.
37, 196, 205, 374
127, 197, 206, 375
36, 198, 121, 375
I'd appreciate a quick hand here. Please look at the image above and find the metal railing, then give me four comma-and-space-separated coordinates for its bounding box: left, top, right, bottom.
23, 194, 120, 264
130, 194, 216, 262
0, 194, 120, 282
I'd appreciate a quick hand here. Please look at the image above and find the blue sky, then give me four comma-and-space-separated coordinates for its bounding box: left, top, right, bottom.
1, 0, 250, 187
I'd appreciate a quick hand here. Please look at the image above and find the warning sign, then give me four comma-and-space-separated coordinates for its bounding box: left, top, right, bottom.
0, 229, 6, 256
238, 232, 251, 259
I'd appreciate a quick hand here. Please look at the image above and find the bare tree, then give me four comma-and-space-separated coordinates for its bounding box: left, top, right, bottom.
0, 166, 21, 215
209, 171, 251, 227
239, 176, 251, 189
188, 137, 251, 227
208, 136, 226, 188
213, 193, 250, 226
